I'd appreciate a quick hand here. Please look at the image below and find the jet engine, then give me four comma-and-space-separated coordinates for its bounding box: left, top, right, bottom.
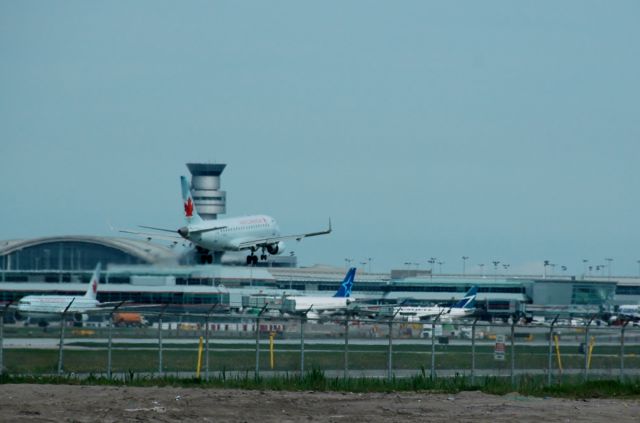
266, 241, 286, 255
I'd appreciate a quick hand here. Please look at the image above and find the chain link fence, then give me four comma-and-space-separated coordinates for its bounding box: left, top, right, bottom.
1, 307, 639, 385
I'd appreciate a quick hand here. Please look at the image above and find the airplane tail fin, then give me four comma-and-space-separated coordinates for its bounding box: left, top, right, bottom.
452, 285, 478, 309
180, 176, 204, 225
84, 263, 101, 300
333, 267, 356, 298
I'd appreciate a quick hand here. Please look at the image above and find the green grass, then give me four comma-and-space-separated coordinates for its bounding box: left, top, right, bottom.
2, 371, 640, 398
5, 345, 640, 374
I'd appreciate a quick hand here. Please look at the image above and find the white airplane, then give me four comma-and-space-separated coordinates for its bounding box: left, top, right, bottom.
617, 304, 640, 321
121, 176, 331, 265
282, 267, 356, 319
393, 286, 478, 322
16, 263, 105, 324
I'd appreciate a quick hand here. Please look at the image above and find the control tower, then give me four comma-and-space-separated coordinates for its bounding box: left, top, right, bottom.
186, 163, 227, 220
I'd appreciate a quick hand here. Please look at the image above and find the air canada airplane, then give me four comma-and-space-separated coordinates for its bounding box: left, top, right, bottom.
122, 176, 331, 265
393, 286, 478, 322
282, 268, 356, 319
16, 263, 105, 324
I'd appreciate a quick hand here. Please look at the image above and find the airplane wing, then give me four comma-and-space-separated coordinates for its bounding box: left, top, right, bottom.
109, 221, 183, 241
117, 228, 183, 241
237, 219, 332, 250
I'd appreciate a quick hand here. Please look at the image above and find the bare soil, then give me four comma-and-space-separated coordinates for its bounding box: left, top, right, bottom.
0, 384, 639, 422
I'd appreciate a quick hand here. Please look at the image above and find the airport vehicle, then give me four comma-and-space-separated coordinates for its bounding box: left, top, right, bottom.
16, 263, 105, 325
122, 176, 331, 264
113, 312, 148, 327
393, 286, 478, 322
282, 267, 356, 319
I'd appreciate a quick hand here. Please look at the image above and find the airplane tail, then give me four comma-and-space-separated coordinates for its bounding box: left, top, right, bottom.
83, 263, 101, 300
452, 285, 478, 309
180, 176, 204, 225
333, 268, 356, 298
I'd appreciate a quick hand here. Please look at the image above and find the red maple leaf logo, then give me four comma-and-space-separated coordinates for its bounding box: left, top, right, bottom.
184, 197, 194, 217
92, 280, 97, 294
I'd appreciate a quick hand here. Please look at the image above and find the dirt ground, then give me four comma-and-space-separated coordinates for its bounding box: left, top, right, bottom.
0, 384, 639, 423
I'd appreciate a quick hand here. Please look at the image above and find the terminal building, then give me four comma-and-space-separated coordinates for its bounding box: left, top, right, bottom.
1, 162, 639, 317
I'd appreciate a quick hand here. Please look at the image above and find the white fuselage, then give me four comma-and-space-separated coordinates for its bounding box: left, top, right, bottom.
287, 296, 351, 313
618, 305, 640, 320
186, 215, 280, 252
393, 305, 475, 321
17, 295, 99, 318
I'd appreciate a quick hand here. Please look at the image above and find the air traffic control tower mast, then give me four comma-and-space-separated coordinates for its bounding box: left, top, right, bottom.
186, 163, 226, 220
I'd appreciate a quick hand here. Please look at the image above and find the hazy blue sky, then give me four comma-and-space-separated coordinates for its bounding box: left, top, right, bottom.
1, 1, 639, 275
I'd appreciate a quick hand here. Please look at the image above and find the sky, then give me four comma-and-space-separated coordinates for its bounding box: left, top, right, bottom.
1, 1, 639, 275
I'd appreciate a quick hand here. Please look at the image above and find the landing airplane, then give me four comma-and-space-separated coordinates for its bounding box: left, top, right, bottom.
121, 176, 331, 265
15, 263, 107, 325
393, 286, 478, 322
282, 267, 356, 319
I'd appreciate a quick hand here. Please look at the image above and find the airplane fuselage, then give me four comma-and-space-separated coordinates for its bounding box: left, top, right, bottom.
286, 296, 351, 313
181, 215, 281, 252
17, 295, 99, 317
394, 305, 475, 320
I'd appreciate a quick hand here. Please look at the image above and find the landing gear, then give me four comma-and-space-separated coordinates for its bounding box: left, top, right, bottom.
199, 253, 213, 264
246, 255, 258, 266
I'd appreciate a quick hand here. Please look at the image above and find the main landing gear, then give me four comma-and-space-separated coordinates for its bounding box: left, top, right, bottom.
196, 246, 213, 264
246, 248, 268, 266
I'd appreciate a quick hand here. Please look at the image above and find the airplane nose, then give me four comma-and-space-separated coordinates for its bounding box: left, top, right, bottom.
178, 226, 189, 238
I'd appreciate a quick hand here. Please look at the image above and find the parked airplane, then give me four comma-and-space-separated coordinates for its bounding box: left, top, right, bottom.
617, 304, 640, 321
15, 263, 106, 325
393, 286, 478, 322
121, 176, 331, 265
282, 267, 356, 319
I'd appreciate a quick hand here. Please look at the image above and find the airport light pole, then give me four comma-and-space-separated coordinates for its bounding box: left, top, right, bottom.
428, 258, 436, 277
605, 258, 613, 281
479, 263, 485, 278
367, 257, 372, 273
344, 258, 353, 270
462, 256, 469, 276
582, 259, 589, 276
502, 264, 510, 274
437, 261, 445, 274
492, 261, 500, 282
543, 260, 550, 279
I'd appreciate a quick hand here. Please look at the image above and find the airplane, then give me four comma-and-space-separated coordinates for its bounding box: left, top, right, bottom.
616, 304, 640, 321
120, 176, 331, 265
281, 267, 356, 319
392, 286, 478, 322
15, 263, 106, 325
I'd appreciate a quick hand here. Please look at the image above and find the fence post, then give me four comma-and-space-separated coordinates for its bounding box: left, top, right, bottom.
57, 299, 75, 376
255, 304, 268, 378
343, 313, 350, 379
387, 318, 393, 381
620, 320, 629, 382
547, 315, 559, 387
0, 302, 11, 376
107, 301, 125, 379
510, 318, 516, 386
583, 314, 595, 382
300, 306, 312, 375
205, 303, 216, 382
158, 304, 167, 375
471, 318, 478, 385
0, 308, 4, 376
430, 312, 443, 379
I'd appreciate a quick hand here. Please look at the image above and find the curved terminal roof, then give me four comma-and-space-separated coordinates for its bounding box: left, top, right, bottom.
0, 236, 179, 264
